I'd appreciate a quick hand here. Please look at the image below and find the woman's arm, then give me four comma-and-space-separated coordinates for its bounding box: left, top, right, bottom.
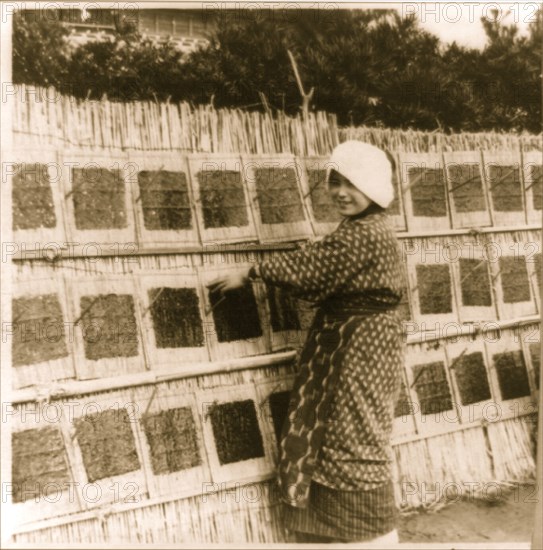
258, 226, 373, 295
207, 223, 375, 297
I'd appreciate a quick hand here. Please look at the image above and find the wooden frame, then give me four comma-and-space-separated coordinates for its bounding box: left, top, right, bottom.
483, 329, 535, 414
128, 382, 211, 500
241, 154, 312, 243
135, 270, 210, 369
522, 150, 543, 225
11, 277, 75, 390
187, 153, 258, 245
398, 152, 451, 232
443, 150, 492, 229
128, 151, 201, 250
526, 244, 541, 313
260, 282, 306, 352
404, 341, 460, 438
9, 147, 68, 256
60, 150, 137, 251
198, 264, 269, 361
517, 323, 541, 395
297, 156, 341, 236
9, 401, 83, 526
65, 389, 148, 509
67, 275, 148, 380
195, 384, 276, 485
387, 151, 408, 232
450, 239, 497, 323
254, 374, 296, 463
482, 151, 526, 227
405, 239, 460, 327
391, 359, 419, 442
488, 233, 537, 320
445, 336, 497, 424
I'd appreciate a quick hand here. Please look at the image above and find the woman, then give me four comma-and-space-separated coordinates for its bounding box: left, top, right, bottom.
209, 140, 405, 544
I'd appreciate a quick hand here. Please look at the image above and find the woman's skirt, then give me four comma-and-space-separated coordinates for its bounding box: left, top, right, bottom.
281, 479, 397, 542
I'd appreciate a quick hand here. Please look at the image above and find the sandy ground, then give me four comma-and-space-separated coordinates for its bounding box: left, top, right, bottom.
398, 482, 538, 543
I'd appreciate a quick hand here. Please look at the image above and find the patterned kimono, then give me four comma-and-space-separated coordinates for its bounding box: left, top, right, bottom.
258, 203, 405, 541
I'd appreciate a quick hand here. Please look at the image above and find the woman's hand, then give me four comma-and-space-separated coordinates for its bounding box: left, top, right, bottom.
207, 267, 251, 295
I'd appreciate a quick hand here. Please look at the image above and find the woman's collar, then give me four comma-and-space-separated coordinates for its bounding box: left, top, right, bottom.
348, 202, 385, 220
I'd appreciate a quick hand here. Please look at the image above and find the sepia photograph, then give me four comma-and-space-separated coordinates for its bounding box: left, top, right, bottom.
0, 1, 541, 547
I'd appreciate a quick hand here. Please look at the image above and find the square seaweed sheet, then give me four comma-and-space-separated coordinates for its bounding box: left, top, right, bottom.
12, 294, 68, 367
306, 169, 342, 223
209, 284, 262, 342
487, 164, 523, 212
416, 264, 452, 314
255, 166, 305, 224
499, 256, 531, 303
12, 163, 57, 230
408, 167, 447, 217
138, 170, 192, 230
12, 426, 71, 503
412, 361, 453, 414
459, 258, 492, 307
72, 166, 127, 230
447, 163, 486, 213
142, 407, 201, 474
197, 169, 249, 228
149, 287, 204, 348
75, 408, 140, 482
209, 399, 265, 464
493, 351, 531, 400
454, 351, 492, 405
80, 294, 139, 360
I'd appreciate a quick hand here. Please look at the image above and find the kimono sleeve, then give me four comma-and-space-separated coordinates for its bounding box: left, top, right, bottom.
258, 224, 374, 296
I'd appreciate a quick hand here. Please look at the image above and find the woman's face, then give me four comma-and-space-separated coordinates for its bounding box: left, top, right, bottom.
328, 170, 372, 217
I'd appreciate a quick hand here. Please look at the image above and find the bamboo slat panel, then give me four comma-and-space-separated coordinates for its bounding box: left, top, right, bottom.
187, 153, 258, 245
60, 150, 137, 249
135, 270, 210, 369
197, 264, 269, 361
391, 360, 419, 442
443, 150, 492, 229
404, 341, 458, 438
444, 335, 496, 423
128, 382, 211, 501
398, 152, 451, 232
449, 236, 498, 323
9, 147, 68, 252
517, 323, 541, 392
254, 375, 295, 464
483, 329, 536, 407
522, 150, 543, 225
11, 277, 75, 390
297, 156, 342, 236
405, 238, 460, 327
128, 151, 201, 250
482, 150, 526, 227
260, 283, 306, 352
241, 154, 313, 243
10, 402, 83, 523
63, 389, 149, 510
195, 383, 277, 485
387, 152, 408, 232
487, 232, 538, 320
66, 275, 148, 380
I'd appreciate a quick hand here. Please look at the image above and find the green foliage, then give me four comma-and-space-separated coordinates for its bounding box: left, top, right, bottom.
11, 8, 542, 133
13, 11, 71, 89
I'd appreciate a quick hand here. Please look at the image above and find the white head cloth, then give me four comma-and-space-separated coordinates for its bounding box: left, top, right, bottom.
327, 140, 394, 208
